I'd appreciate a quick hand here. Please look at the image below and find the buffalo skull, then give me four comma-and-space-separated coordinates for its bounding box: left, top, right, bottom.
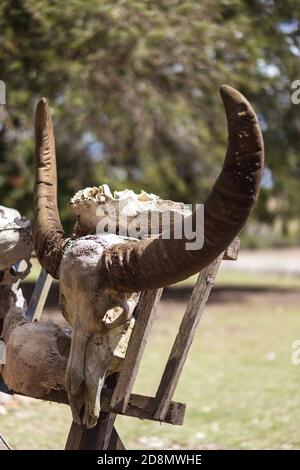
33, 85, 264, 427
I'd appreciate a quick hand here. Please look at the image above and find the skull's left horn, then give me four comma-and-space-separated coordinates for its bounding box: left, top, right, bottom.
34, 99, 69, 278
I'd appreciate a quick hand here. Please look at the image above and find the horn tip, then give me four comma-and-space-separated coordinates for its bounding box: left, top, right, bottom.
219, 84, 236, 94
219, 84, 258, 125
219, 84, 246, 107
37, 97, 48, 108
36, 97, 49, 112
35, 97, 52, 137
35, 97, 50, 122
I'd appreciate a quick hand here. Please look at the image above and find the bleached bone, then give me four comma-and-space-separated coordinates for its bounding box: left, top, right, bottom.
1, 293, 68, 396
0, 205, 32, 285
69, 185, 191, 238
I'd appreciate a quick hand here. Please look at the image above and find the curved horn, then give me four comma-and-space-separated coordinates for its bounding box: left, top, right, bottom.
34, 98, 69, 279
100, 85, 264, 292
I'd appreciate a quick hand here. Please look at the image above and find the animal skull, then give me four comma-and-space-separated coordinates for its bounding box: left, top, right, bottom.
61, 190, 193, 426
33, 86, 264, 427
1, 290, 69, 398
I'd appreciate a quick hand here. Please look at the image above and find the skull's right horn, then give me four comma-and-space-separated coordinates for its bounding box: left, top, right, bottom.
99, 85, 264, 292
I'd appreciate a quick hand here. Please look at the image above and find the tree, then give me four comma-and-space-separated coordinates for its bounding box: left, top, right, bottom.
0, 0, 299, 238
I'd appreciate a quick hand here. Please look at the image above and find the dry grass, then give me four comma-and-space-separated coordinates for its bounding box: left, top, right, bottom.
1, 288, 299, 450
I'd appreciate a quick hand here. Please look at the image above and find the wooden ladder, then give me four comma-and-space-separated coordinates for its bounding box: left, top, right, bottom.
65, 238, 240, 450
0, 238, 239, 450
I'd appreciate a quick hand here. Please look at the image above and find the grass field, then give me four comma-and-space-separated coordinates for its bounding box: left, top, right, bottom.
178, 269, 300, 289
26, 257, 300, 289
1, 289, 299, 450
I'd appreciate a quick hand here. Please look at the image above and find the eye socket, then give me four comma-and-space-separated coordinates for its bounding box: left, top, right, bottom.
93, 295, 125, 322
102, 306, 128, 329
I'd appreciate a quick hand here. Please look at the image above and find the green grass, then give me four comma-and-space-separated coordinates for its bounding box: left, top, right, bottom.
24, 258, 44, 284
26, 258, 300, 289
177, 270, 300, 289
1, 297, 299, 450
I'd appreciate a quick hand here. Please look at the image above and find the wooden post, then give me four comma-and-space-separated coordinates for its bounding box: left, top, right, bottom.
107, 427, 126, 450
151, 239, 239, 421
26, 269, 52, 322
65, 412, 118, 450
65, 419, 125, 450
151, 255, 223, 421
110, 289, 163, 413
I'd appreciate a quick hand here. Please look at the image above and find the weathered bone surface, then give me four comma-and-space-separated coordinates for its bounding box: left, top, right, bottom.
69, 185, 191, 238
33, 86, 264, 427
0, 205, 32, 285
59, 234, 139, 427
1, 294, 68, 397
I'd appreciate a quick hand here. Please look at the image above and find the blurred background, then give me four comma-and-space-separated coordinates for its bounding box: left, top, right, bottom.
0, 0, 300, 450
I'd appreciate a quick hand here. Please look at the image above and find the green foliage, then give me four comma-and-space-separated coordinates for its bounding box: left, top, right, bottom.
0, 0, 299, 236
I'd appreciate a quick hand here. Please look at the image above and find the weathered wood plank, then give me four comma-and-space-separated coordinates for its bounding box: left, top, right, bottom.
78, 412, 117, 450
107, 427, 126, 450
65, 421, 83, 450
223, 238, 240, 260
110, 288, 163, 413
26, 268, 52, 322
40, 388, 186, 425
65, 421, 125, 450
151, 255, 224, 421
